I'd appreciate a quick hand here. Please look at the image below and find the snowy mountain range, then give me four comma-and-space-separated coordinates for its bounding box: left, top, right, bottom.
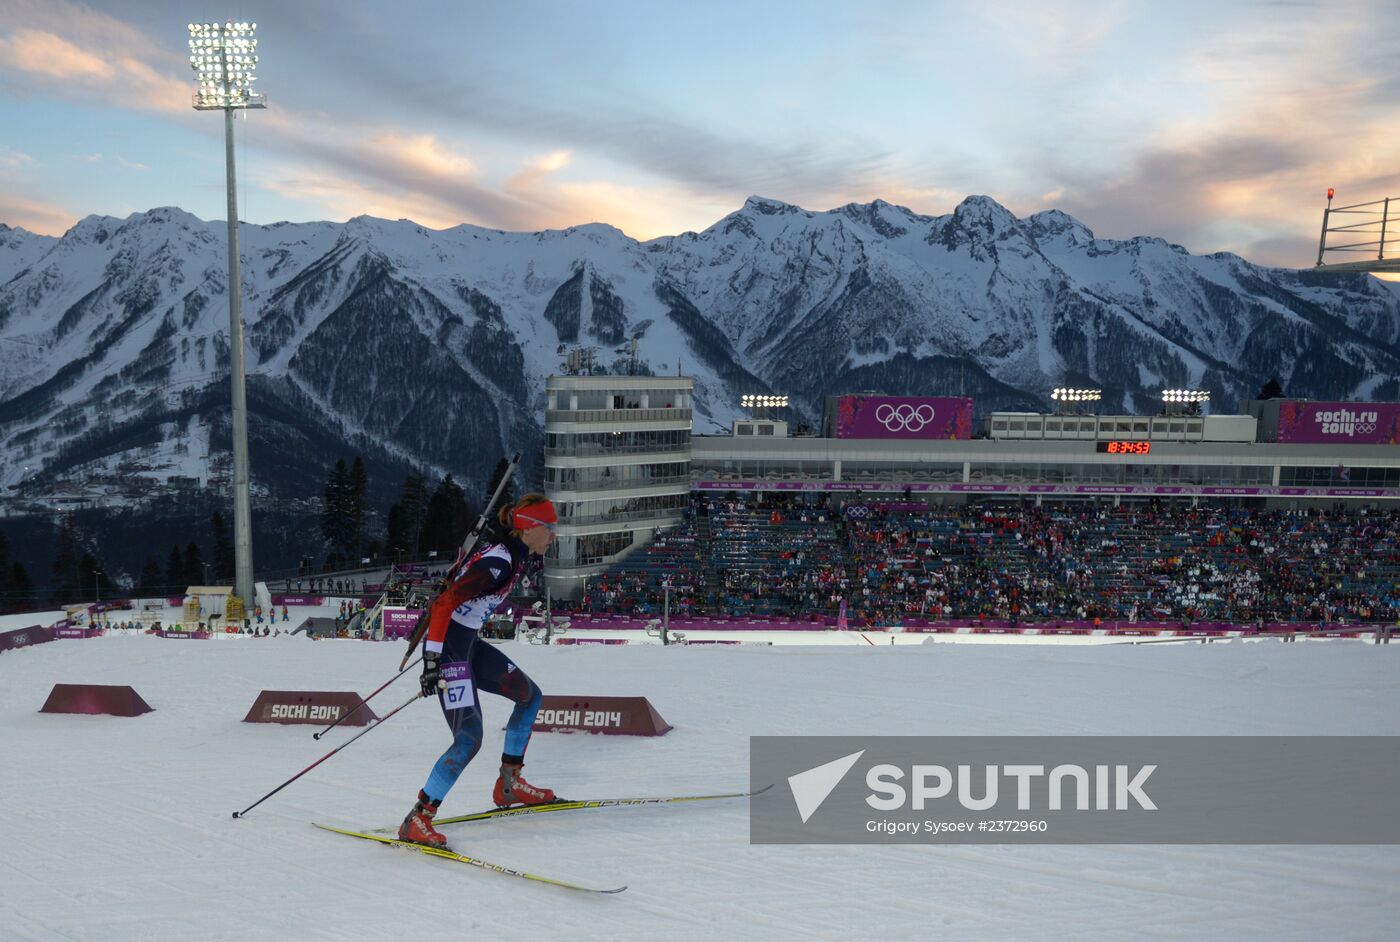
2, 195, 1399, 507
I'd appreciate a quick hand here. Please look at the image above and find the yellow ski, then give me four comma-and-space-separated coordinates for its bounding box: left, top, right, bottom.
312, 822, 626, 894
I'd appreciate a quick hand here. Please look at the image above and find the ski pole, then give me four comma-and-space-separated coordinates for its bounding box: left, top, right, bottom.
400, 452, 521, 670
232, 690, 423, 819
313, 657, 422, 740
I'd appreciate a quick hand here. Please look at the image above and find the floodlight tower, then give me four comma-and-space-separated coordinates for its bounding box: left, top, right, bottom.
741, 393, 789, 420
1161, 388, 1210, 416
189, 21, 265, 610
1050, 387, 1102, 415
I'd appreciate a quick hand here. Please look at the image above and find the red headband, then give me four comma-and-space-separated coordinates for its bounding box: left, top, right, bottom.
512, 500, 557, 531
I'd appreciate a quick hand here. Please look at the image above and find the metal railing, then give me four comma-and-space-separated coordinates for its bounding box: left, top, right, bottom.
559, 507, 685, 527
1317, 194, 1400, 269
548, 473, 692, 494
544, 441, 690, 459
545, 408, 692, 425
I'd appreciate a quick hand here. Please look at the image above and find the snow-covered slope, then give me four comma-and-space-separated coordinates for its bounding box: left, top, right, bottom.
2, 198, 1399, 497
1, 635, 1396, 941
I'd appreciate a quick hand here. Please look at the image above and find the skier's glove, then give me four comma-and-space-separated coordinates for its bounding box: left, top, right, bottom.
420, 651, 443, 697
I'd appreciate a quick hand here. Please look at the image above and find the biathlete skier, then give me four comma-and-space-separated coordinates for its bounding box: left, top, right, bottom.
399, 493, 560, 848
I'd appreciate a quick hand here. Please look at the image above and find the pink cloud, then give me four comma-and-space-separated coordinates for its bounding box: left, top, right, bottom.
1026, 11, 1400, 268
0, 192, 76, 236
0, 145, 37, 170
0, 28, 111, 80
364, 134, 475, 180
0, 8, 189, 114
260, 171, 474, 231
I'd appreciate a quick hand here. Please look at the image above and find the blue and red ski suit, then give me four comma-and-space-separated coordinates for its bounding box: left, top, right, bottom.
418, 533, 543, 803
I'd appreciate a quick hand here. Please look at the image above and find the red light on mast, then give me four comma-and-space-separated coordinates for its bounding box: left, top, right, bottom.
1327, 188, 1335, 200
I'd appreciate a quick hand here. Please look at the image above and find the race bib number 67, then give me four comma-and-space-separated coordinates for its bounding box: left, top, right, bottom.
441, 662, 473, 711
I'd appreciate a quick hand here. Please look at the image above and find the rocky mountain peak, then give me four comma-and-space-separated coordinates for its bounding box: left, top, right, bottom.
950, 195, 1023, 236
129, 206, 206, 229
1027, 209, 1096, 246
63, 213, 123, 244
834, 199, 927, 239
742, 195, 801, 216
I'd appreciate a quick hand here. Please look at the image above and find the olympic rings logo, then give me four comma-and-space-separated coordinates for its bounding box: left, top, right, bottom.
874, 403, 936, 432
1356, 423, 1376, 434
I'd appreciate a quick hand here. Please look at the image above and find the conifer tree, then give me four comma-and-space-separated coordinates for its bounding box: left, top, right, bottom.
211, 512, 235, 582
183, 543, 206, 587
386, 470, 429, 559
420, 475, 470, 554
136, 556, 165, 597
166, 545, 184, 593
347, 455, 368, 557
50, 515, 81, 604
322, 459, 349, 552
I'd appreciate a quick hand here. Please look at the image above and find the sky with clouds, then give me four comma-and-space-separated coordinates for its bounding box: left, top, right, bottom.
1, 0, 1398, 267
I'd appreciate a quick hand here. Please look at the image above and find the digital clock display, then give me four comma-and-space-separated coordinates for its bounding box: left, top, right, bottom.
1096, 441, 1152, 455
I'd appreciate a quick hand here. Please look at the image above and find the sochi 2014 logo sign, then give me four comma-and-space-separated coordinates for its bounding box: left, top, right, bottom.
874, 402, 936, 433
1313, 408, 1380, 438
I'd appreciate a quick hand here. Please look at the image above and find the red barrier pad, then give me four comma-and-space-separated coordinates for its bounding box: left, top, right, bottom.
532, 695, 672, 736
242, 691, 378, 726
0, 625, 52, 653
39, 683, 153, 717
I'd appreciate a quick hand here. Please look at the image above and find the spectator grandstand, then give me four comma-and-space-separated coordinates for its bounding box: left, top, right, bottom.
564, 493, 1400, 627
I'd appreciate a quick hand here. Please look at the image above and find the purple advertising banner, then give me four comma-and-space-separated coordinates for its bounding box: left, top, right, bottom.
158, 629, 212, 639
381, 607, 423, 640
0, 625, 52, 652
695, 480, 1398, 499
834, 395, 974, 440
272, 595, 323, 606
53, 627, 101, 639
541, 614, 1385, 634
1276, 400, 1400, 445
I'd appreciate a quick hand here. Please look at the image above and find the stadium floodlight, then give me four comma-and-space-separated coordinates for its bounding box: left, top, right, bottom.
189, 21, 267, 612
1160, 389, 1211, 403
741, 394, 789, 409
1051, 387, 1102, 402
189, 23, 264, 110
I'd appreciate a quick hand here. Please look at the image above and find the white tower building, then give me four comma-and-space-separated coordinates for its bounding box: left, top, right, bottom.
542, 374, 694, 599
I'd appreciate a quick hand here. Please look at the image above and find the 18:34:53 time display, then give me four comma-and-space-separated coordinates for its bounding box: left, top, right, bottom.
1096, 441, 1152, 455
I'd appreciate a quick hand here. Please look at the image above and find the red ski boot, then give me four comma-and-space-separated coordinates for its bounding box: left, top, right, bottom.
493, 762, 557, 807
398, 790, 448, 848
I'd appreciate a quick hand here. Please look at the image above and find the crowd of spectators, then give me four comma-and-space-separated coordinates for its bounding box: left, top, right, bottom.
282, 577, 369, 595
569, 494, 1400, 626
708, 497, 848, 615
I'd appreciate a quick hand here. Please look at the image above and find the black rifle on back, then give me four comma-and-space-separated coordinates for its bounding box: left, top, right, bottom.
398, 453, 521, 671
